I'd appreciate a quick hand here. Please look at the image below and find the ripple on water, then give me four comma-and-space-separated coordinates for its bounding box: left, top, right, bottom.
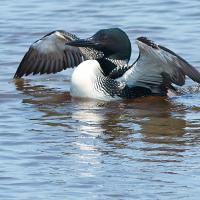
1, 0, 200, 199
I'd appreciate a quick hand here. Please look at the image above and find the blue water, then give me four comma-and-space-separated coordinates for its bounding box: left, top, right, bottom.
1, 0, 200, 199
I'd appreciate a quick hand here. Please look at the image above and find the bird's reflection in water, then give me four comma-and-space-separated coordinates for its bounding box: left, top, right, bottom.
15, 79, 200, 162
15, 78, 71, 105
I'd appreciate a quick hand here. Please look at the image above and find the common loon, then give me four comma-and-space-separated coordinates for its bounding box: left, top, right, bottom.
14, 28, 131, 78
69, 37, 200, 100
14, 28, 200, 100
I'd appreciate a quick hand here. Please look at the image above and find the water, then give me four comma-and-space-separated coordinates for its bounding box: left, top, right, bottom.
1, 0, 200, 199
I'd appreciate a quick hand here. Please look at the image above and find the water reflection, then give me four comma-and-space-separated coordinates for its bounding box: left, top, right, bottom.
14, 79, 200, 145
12, 73, 200, 200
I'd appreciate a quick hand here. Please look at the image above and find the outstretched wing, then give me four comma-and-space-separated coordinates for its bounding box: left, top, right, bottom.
118, 37, 200, 95
14, 30, 104, 78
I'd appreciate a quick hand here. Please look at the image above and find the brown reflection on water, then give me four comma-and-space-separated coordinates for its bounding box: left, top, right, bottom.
14, 79, 200, 153
15, 79, 71, 104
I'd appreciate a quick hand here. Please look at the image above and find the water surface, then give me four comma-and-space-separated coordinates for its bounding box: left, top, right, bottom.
1, 0, 200, 199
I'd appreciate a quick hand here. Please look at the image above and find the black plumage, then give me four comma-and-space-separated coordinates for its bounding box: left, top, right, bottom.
14, 28, 131, 78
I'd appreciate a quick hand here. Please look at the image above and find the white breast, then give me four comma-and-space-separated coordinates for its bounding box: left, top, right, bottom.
70, 60, 119, 101
70, 60, 102, 99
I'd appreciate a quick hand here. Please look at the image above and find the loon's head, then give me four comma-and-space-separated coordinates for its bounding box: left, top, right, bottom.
67, 28, 131, 61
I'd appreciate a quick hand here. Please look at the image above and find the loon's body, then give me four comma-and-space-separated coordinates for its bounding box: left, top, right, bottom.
14, 27, 200, 100
70, 60, 151, 100
70, 37, 200, 100
70, 60, 121, 100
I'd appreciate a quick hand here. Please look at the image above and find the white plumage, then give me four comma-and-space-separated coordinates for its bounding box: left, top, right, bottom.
70, 60, 120, 101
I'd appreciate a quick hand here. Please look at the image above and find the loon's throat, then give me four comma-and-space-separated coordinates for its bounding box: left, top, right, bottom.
97, 59, 117, 77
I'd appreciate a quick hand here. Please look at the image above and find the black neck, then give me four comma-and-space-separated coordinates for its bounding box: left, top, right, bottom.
97, 58, 117, 77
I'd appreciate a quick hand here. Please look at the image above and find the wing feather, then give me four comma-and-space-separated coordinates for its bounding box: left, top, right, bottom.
14, 30, 103, 78
119, 37, 200, 94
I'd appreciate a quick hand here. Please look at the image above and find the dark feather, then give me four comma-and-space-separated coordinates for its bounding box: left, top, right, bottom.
14, 30, 104, 78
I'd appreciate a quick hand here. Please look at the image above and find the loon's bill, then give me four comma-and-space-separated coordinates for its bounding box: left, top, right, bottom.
71, 37, 200, 100
14, 28, 131, 78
